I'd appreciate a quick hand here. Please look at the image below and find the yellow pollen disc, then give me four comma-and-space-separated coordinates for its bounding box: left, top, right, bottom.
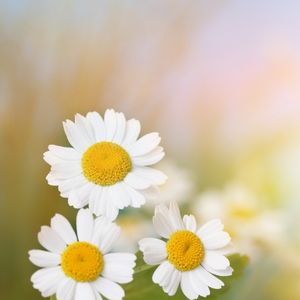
166, 230, 204, 272
81, 142, 132, 186
61, 242, 103, 282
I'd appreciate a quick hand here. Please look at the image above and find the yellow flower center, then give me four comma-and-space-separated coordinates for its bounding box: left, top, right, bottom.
81, 142, 132, 186
166, 230, 204, 272
61, 242, 103, 282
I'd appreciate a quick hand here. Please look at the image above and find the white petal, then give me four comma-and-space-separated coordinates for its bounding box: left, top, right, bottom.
89, 185, 102, 215
63, 120, 90, 152
123, 183, 146, 208
47, 145, 81, 160
96, 187, 109, 217
129, 167, 167, 186
92, 185, 105, 216
104, 194, 120, 221
28, 250, 60, 267
108, 184, 130, 210
153, 205, 174, 239
104, 109, 117, 141
201, 232, 231, 250
46, 173, 61, 186
164, 268, 181, 296
58, 175, 87, 196
203, 252, 230, 270
50, 162, 82, 179
94, 292, 103, 300
180, 272, 199, 300
161, 267, 176, 289
44, 151, 66, 165
68, 183, 92, 208
76, 209, 94, 242
112, 182, 131, 209
194, 266, 224, 289
189, 268, 210, 297
168, 201, 184, 231
128, 133, 161, 156
183, 215, 197, 233
152, 202, 184, 239
31, 267, 64, 297
202, 262, 233, 277
75, 182, 94, 205
91, 187, 119, 220
102, 253, 136, 283
92, 277, 124, 300
74, 113, 95, 143
138, 238, 167, 265
112, 112, 126, 144
98, 222, 120, 254
86, 111, 106, 142
132, 147, 165, 166
38, 226, 66, 254
124, 171, 151, 190
122, 119, 141, 147
197, 219, 224, 239
51, 214, 77, 245
68, 190, 84, 208
56, 278, 76, 300
74, 283, 96, 300
152, 261, 176, 288
91, 216, 111, 246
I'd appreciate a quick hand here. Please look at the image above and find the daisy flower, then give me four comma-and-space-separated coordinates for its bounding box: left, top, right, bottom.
44, 109, 167, 220
29, 209, 136, 300
194, 182, 285, 258
138, 202, 233, 300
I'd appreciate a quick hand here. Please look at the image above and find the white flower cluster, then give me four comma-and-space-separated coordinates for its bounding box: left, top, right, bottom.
29, 109, 233, 300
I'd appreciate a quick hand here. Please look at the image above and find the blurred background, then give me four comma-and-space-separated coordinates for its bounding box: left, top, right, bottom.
1, 0, 300, 299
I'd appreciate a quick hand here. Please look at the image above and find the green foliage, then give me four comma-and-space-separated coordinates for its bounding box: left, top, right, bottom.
49, 253, 248, 300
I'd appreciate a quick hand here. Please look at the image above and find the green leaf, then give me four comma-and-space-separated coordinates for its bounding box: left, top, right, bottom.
124, 252, 249, 300
50, 296, 56, 300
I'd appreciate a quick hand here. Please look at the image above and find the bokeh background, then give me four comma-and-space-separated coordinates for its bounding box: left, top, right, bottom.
1, 1, 300, 299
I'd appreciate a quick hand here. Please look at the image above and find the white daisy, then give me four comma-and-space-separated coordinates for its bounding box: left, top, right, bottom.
29, 209, 136, 300
193, 182, 285, 258
44, 109, 167, 220
138, 202, 233, 300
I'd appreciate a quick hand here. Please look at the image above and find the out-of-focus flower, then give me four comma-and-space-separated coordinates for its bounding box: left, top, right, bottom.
44, 109, 167, 220
193, 182, 285, 258
143, 159, 195, 208
29, 209, 136, 300
139, 202, 232, 299
114, 215, 155, 253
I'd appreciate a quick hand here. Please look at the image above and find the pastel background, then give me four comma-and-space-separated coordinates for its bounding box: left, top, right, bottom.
1, 1, 300, 299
